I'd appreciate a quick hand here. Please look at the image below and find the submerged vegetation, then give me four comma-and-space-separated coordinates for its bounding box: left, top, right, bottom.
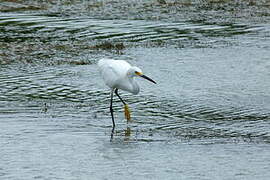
1, 1, 270, 179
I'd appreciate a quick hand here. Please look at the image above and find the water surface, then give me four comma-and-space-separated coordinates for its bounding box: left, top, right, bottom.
1, 1, 270, 179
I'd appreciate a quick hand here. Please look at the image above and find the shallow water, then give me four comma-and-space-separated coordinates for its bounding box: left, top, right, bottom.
1, 1, 270, 179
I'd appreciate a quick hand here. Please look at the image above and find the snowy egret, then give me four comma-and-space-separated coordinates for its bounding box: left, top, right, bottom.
98, 58, 156, 128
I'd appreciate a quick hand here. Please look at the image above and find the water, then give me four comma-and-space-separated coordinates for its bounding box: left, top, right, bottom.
1, 1, 270, 179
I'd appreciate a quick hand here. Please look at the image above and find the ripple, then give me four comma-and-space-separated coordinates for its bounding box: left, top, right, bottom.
0, 62, 269, 145
0, 12, 270, 143
0, 13, 264, 46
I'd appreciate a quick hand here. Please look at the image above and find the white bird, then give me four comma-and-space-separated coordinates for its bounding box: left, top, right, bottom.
98, 58, 156, 128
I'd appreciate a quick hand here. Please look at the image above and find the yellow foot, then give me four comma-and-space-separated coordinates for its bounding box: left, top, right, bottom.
124, 104, 131, 122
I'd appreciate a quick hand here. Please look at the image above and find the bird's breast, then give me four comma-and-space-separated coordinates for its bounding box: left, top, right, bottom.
116, 78, 140, 95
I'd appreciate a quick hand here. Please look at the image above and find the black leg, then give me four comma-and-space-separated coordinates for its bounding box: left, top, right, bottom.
110, 89, 115, 128
115, 89, 126, 105
115, 88, 131, 121
110, 126, 115, 142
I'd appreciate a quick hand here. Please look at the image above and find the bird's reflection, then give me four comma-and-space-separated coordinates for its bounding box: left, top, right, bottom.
110, 126, 131, 142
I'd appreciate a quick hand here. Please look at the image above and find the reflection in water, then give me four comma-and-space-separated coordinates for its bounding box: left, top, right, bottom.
125, 127, 131, 137
110, 127, 132, 142
123, 127, 132, 142
0, 58, 269, 143
1, 2, 270, 179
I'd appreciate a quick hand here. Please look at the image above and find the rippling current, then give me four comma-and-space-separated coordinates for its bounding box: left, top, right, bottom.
1, 2, 270, 179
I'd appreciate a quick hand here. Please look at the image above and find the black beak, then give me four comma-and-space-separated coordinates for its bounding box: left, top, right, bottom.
140, 74, 156, 84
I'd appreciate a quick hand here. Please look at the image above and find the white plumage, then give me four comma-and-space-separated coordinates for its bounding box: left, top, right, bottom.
98, 58, 143, 94
97, 58, 156, 127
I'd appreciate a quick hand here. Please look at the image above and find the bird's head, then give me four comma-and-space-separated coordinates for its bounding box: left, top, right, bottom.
128, 66, 156, 84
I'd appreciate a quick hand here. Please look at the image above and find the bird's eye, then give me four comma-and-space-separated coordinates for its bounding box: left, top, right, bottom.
135, 71, 142, 76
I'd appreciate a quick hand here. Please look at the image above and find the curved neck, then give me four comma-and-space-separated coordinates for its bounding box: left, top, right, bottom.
128, 76, 139, 95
